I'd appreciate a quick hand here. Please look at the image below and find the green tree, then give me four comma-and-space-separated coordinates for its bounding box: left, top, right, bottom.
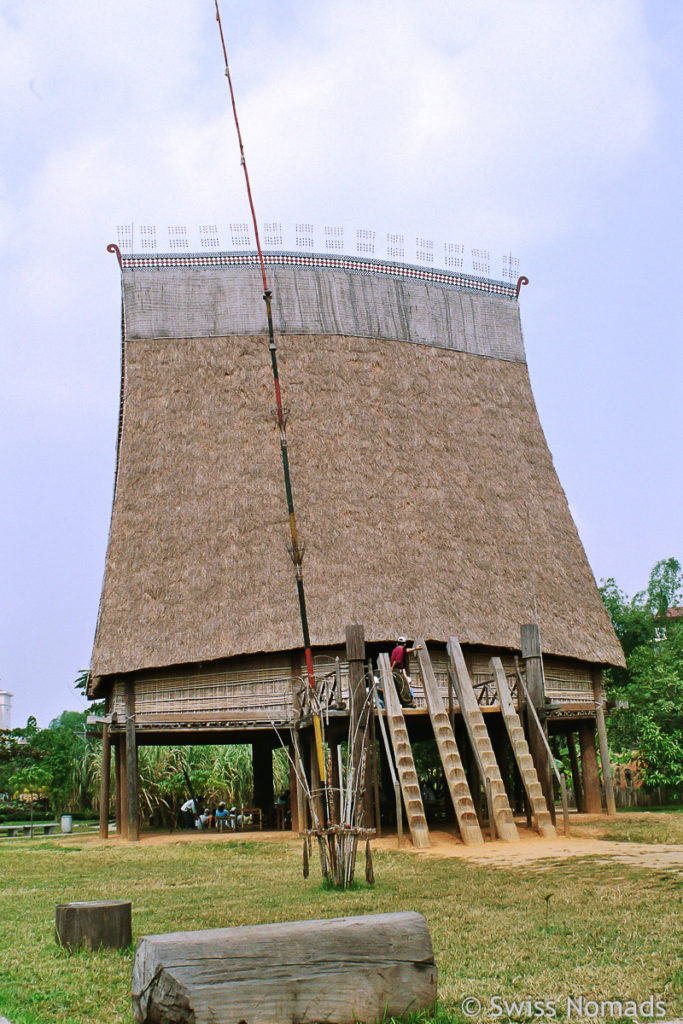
647, 557, 683, 619
8, 764, 52, 828
601, 557, 683, 790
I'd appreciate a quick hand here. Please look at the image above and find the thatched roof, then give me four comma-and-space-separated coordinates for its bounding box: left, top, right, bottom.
90, 256, 624, 687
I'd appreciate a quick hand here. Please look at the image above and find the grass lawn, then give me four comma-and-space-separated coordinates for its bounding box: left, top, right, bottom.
571, 809, 683, 846
1, 814, 682, 1024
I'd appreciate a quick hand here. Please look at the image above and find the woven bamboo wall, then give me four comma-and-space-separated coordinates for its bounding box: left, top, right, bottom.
107, 647, 594, 723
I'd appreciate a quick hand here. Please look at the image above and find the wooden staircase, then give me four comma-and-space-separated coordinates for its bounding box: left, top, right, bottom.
447, 638, 519, 842
490, 657, 556, 839
415, 641, 483, 845
377, 654, 430, 849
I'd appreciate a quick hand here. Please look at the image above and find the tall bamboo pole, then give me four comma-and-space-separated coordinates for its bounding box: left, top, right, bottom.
214, 0, 326, 796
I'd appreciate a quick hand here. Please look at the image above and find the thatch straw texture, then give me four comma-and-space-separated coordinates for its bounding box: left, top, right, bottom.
90, 264, 624, 683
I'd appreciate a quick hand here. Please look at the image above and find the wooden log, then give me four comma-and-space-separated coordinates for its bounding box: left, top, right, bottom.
55, 900, 131, 952
132, 911, 436, 1024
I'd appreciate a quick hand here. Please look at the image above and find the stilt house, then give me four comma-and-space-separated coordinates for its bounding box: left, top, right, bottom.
89, 247, 624, 843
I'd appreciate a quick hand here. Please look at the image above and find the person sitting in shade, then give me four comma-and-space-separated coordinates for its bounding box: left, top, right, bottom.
390, 636, 422, 707
214, 802, 229, 831
198, 807, 212, 830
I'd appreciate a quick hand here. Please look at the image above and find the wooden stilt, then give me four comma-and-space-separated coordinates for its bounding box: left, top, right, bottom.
578, 720, 602, 814
125, 680, 139, 841
99, 724, 111, 840
292, 730, 309, 833
114, 734, 123, 835
119, 734, 128, 839
521, 624, 556, 824
490, 715, 511, 799
252, 739, 274, 826
288, 743, 300, 833
567, 731, 584, 812
593, 668, 616, 817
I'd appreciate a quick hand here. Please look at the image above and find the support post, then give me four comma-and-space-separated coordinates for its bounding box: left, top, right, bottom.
490, 715, 511, 802
578, 720, 602, 814
567, 731, 584, 812
521, 624, 555, 824
114, 733, 123, 835
252, 739, 275, 825
346, 625, 372, 827
125, 680, 139, 842
593, 668, 616, 817
99, 724, 111, 840
288, 743, 300, 833
292, 731, 309, 833
559, 772, 570, 836
119, 734, 129, 839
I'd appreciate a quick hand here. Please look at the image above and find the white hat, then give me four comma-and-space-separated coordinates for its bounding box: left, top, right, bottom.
397, 635, 407, 644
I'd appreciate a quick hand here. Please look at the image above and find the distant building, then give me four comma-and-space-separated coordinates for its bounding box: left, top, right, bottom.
0, 691, 12, 732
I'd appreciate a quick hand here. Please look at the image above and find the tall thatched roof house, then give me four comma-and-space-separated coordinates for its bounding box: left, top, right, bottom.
90, 248, 624, 840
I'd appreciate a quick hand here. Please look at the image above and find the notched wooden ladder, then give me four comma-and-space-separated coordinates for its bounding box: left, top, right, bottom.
447, 638, 519, 842
415, 640, 483, 845
490, 656, 556, 838
377, 653, 430, 849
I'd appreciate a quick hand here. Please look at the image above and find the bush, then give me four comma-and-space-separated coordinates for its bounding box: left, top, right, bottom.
0, 805, 52, 823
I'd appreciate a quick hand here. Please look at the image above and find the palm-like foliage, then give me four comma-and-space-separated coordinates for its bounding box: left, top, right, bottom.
134, 745, 289, 827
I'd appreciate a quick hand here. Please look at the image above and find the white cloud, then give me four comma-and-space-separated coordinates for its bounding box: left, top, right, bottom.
0, 0, 659, 423
0, 0, 670, 726
2, 0, 657, 263
231, 0, 656, 247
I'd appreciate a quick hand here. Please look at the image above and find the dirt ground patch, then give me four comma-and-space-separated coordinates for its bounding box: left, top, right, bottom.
394, 827, 683, 871
69, 814, 683, 872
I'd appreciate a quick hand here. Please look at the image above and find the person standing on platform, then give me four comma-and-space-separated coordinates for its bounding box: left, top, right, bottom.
390, 636, 421, 707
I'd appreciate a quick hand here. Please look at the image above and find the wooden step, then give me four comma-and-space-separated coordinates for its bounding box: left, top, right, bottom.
490, 657, 556, 839
447, 639, 519, 843
415, 641, 483, 845
378, 654, 430, 849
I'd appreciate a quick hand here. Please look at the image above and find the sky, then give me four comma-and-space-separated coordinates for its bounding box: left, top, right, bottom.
1, 0, 680, 728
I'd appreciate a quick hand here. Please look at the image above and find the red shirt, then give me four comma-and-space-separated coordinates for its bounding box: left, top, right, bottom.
391, 645, 406, 669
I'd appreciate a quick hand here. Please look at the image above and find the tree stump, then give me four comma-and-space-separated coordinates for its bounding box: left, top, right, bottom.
55, 900, 132, 952
132, 911, 436, 1024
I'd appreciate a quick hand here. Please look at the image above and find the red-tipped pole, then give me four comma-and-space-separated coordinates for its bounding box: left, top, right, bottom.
213, 1, 326, 792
